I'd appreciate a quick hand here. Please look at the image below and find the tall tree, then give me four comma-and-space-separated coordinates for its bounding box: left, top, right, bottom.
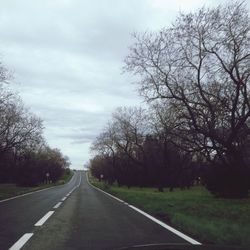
124, 2, 250, 197
0, 94, 43, 154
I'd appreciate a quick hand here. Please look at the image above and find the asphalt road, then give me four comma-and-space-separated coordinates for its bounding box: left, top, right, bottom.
1, 171, 194, 250
0, 171, 80, 250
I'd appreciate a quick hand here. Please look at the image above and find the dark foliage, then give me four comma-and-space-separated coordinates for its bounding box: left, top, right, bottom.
90, 135, 198, 191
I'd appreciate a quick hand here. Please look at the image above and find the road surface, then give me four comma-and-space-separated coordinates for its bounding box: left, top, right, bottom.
0, 171, 196, 250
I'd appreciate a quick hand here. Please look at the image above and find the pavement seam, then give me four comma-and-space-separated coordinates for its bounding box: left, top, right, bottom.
86, 173, 202, 246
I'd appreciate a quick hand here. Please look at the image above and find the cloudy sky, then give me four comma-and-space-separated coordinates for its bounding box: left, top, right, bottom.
0, 0, 246, 169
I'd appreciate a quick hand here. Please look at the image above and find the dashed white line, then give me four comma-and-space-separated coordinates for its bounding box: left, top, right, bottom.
7, 172, 82, 250
35, 211, 54, 226
77, 173, 82, 187
9, 233, 33, 250
53, 202, 62, 209
59, 176, 81, 203
61, 196, 67, 201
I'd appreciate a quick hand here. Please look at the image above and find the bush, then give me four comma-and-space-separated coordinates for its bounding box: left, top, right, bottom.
204, 166, 249, 198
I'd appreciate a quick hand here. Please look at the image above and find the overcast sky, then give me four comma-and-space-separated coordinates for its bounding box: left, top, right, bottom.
0, 0, 247, 169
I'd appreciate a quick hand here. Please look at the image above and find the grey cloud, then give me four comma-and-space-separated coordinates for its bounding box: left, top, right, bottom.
71, 138, 95, 145
0, 0, 233, 168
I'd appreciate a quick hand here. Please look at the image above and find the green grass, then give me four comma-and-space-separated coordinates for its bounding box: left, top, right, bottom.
89, 174, 250, 247
0, 169, 74, 201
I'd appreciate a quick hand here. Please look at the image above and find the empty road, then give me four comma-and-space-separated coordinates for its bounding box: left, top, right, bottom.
0, 171, 199, 250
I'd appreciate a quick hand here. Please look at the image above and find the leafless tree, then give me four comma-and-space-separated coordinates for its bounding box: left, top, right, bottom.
124, 2, 250, 170
91, 123, 117, 179
0, 93, 43, 154
91, 106, 150, 185
0, 61, 11, 84
92, 106, 149, 166
111, 106, 149, 165
91, 123, 116, 158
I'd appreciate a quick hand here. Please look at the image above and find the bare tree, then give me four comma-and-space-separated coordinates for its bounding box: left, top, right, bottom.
124, 2, 250, 197
111, 106, 149, 165
91, 123, 116, 159
91, 106, 150, 186
0, 61, 11, 84
91, 106, 148, 168
0, 93, 43, 154
91, 124, 117, 182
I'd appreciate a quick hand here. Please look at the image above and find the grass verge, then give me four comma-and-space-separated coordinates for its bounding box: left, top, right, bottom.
0, 169, 74, 201
88, 173, 250, 247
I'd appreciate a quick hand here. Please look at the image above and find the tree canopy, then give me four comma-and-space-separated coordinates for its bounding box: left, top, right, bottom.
0, 62, 70, 186
91, 2, 250, 198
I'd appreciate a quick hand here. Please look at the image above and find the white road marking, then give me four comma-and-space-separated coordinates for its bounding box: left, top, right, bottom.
86, 172, 201, 245
0, 172, 76, 203
86, 174, 126, 203
35, 211, 54, 226
6, 173, 83, 249
9, 233, 33, 250
53, 202, 62, 209
66, 172, 76, 185
129, 205, 201, 245
59, 172, 82, 203
78, 173, 82, 187
0, 187, 57, 204
91, 184, 125, 203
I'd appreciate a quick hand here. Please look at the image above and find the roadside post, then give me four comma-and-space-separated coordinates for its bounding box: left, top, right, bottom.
46, 172, 50, 184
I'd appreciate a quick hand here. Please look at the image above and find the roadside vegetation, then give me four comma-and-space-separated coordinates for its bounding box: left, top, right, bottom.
88, 2, 250, 247
89, 174, 250, 246
0, 168, 73, 201
90, 2, 250, 200
0, 63, 71, 187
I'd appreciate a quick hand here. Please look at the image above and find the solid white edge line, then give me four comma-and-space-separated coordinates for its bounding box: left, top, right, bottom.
86, 173, 136, 203
9, 233, 33, 250
86, 172, 201, 245
35, 211, 54, 226
0, 172, 77, 203
53, 202, 62, 209
129, 205, 201, 245
0, 186, 57, 204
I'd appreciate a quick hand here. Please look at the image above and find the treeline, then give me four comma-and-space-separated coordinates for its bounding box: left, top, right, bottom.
90, 107, 201, 192
90, 2, 250, 198
0, 65, 70, 186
